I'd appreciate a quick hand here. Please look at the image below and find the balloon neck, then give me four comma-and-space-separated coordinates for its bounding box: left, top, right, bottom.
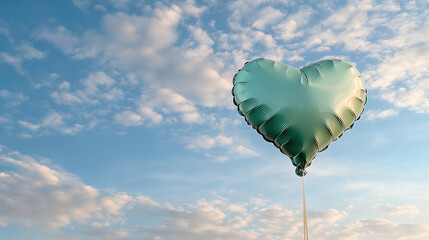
295, 166, 307, 177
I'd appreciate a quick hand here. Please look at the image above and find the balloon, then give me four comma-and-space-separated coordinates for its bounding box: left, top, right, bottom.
232, 58, 366, 176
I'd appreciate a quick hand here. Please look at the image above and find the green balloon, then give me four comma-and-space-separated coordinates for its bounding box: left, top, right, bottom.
232, 58, 367, 176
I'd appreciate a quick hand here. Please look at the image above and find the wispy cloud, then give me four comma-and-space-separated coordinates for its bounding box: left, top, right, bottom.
368, 203, 420, 216
18, 111, 84, 135
50, 71, 123, 105
115, 88, 201, 127
0, 41, 45, 74
0, 89, 27, 107
1, 148, 429, 240
366, 109, 398, 120
37, 2, 231, 109
0, 149, 132, 228
186, 133, 258, 162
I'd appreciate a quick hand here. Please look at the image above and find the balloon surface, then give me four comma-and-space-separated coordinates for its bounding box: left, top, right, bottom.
232, 58, 367, 176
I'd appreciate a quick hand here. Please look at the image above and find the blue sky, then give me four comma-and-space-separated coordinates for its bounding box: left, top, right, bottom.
1, 0, 429, 239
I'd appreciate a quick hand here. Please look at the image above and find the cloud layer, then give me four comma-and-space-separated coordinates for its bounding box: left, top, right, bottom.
1, 148, 428, 239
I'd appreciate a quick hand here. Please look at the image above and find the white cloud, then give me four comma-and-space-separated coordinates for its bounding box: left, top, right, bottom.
182, 0, 206, 16
274, 7, 314, 41
18, 120, 40, 131
0, 43, 44, 74
135, 199, 256, 240
126, 197, 428, 240
50, 72, 59, 80
38, 3, 232, 108
329, 219, 429, 240
252, 6, 284, 30
109, 0, 133, 9
138, 106, 164, 125
0, 52, 23, 74
225, 1, 315, 65
0, 150, 132, 228
186, 134, 257, 161
51, 71, 123, 105
368, 204, 420, 216
135, 195, 161, 207
306, 1, 374, 52
0, 115, 12, 124
115, 88, 200, 127
0, 25, 12, 43
1, 148, 429, 239
41, 111, 83, 134
0, 89, 27, 107
187, 134, 233, 149
137, 201, 429, 240
343, 180, 429, 202
18, 111, 83, 135
72, 0, 90, 10
33, 0, 429, 117
149, 88, 201, 123
114, 105, 165, 127
36, 26, 80, 55
82, 71, 114, 93
366, 109, 398, 120
114, 110, 144, 126
94, 4, 107, 12
234, 145, 257, 157
369, 46, 429, 90
16, 43, 45, 60
368, 43, 429, 113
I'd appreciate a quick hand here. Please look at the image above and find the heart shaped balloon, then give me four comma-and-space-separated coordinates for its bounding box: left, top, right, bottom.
232, 58, 366, 176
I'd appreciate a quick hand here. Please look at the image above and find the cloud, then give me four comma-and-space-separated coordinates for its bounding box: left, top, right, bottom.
361, 6, 429, 113
51, 71, 123, 105
0, 24, 13, 43
109, 0, 134, 10
273, 7, 314, 42
72, 0, 91, 11
17, 120, 40, 131
368, 204, 420, 216
330, 219, 429, 240
224, 1, 294, 62
16, 43, 45, 60
0, 149, 132, 228
94, 4, 107, 12
114, 88, 200, 127
0, 89, 27, 107
369, 46, 429, 89
18, 111, 84, 135
123, 198, 429, 240
368, 43, 429, 113
36, 26, 81, 55
38, 3, 232, 109
147, 88, 201, 124
0, 148, 255, 237
33, 0, 429, 118
0, 115, 12, 124
0, 43, 45, 74
252, 6, 284, 30
187, 134, 233, 149
1, 148, 429, 239
343, 180, 429, 202
182, 0, 206, 16
114, 107, 163, 127
114, 110, 145, 126
234, 145, 257, 157
0, 52, 24, 74
366, 109, 398, 120
186, 134, 257, 162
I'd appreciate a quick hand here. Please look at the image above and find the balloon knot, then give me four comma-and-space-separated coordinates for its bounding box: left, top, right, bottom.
295, 166, 307, 177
